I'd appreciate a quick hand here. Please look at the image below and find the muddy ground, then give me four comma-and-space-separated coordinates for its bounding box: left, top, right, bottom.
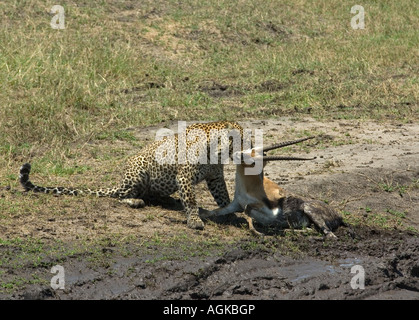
2, 118, 419, 300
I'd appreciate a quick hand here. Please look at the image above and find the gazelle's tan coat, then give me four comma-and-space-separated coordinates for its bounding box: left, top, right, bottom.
200, 137, 345, 238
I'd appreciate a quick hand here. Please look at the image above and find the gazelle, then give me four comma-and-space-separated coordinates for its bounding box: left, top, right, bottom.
199, 136, 345, 238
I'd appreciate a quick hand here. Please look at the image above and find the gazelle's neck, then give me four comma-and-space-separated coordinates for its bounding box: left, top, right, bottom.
235, 164, 265, 194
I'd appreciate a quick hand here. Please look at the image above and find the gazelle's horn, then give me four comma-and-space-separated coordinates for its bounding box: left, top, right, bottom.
258, 136, 315, 153
262, 156, 316, 161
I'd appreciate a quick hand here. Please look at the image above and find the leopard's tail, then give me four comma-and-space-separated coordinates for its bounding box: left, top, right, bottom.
19, 163, 120, 197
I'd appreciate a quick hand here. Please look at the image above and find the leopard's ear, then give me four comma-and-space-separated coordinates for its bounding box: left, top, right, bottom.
223, 122, 243, 134
225, 122, 238, 130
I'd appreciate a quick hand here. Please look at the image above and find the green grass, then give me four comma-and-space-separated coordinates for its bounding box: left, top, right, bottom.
341, 209, 418, 232
0, 0, 417, 161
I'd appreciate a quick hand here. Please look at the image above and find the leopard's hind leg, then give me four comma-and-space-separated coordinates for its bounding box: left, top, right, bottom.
116, 170, 150, 209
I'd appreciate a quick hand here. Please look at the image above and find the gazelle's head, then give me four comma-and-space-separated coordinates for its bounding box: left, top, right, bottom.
233, 136, 316, 175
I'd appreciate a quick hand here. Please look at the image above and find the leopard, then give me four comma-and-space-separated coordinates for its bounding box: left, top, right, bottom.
19, 121, 244, 230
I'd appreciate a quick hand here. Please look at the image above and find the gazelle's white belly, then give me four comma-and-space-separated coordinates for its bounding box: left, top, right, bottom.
236, 192, 287, 226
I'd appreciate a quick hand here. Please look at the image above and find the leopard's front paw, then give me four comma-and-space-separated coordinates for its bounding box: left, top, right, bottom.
187, 215, 205, 230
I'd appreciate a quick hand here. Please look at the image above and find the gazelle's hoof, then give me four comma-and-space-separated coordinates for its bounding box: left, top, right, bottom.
243, 214, 264, 237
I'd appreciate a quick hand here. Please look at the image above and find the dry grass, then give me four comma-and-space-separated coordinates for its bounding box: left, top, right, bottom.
1, 0, 417, 155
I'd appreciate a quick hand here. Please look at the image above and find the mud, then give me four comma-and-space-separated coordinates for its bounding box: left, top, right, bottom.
2, 118, 419, 300
14, 227, 419, 300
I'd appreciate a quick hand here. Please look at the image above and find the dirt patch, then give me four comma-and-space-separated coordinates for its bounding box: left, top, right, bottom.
197, 79, 288, 98
197, 81, 245, 98
1, 118, 418, 300
258, 79, 288, 92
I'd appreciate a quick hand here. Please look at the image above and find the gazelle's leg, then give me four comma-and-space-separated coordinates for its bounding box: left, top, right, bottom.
199, 200, 242, 219
242, 206, 264, 236
244, 204, 264, 237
